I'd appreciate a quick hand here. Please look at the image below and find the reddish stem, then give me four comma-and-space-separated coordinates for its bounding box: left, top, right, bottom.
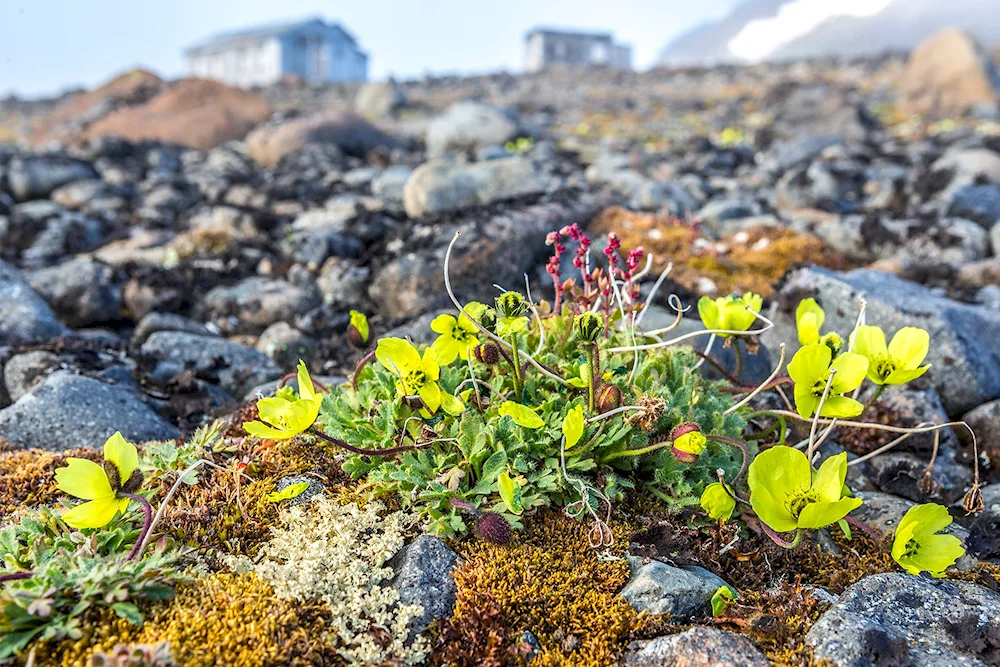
845, 515, 881, 541
279, 372, 330, 393
0, 572, 32, 584
708, 435, 750, 483
352, 349, 376, 391
121, 493, 153, 561
308, 427, 431, 457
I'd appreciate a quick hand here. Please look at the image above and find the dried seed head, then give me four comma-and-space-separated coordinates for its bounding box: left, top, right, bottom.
476, 512, 513, 545
474, 342, 501, 365
963, 483, 984, 515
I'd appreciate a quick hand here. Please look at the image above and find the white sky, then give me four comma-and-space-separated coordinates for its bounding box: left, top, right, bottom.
727, 0, 896, 61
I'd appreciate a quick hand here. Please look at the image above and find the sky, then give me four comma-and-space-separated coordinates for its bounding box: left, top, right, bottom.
0, 0, 742, 98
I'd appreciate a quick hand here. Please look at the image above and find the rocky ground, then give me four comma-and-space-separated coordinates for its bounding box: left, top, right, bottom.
3, 28, 1000, 667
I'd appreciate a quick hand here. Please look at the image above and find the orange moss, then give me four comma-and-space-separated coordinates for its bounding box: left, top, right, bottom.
35, 573, 338, 667
0, 442, 100, 519
591, 206, 847, 297
433, 511, 677, 667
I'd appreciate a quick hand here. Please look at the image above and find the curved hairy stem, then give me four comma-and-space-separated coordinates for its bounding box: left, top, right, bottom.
761, 524, 802, 549
0, 572, 32, 584
308, 427, 431, 457
352, 349, 376, 391
708, 435, 750, 483
121, 493, 153, 561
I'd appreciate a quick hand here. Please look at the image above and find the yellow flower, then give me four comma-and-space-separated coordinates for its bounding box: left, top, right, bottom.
701, 483, 736, 522
787, 344, 869, 419
697, 292, 763, 336
430, 303, 484, 365
851, 325, 930, 386
795, 298, 824, 346
891, 503, 965, 578
376, 337, 464, 417
748, 447, 862, 533
244, 361, 323, 440
349, 310, 369, 344
55, 432, 142, 529
562, 405, 585, 449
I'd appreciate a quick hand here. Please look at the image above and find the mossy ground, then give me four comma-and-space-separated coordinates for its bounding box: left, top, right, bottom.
591, 206, 848, 298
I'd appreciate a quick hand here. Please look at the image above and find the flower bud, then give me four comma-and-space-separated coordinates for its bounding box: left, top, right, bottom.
474, 342, 500, 365
476, 512, 513, 545
596, 383, 622, 413
671, 422, 706, 464
347, 326, 364, 348
479, 307, 498, 333
576, 312, 605, 343
495, 291, 530, 319
821, 332, 844, 356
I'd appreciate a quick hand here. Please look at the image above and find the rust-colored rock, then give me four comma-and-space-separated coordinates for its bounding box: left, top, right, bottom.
898, 28, 1000, 117
30, 68, 163, 146
79, 78, 271, 150
246, 112, 397, 167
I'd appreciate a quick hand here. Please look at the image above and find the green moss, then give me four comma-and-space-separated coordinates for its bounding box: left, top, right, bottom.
0, 444, 99, 519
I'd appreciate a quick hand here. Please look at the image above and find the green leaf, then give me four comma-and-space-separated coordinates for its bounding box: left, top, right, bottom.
266, 481, 310, 503
111, 601, 143, 625
480, 450, 508, 482
711, 585, 738, 617
837, 518, 852, 540
497, 471, 524, 515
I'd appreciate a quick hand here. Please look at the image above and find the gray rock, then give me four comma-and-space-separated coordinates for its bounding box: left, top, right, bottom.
762, 135, 843, 174
131, 312, 214, 347
426, 102, 519, 158
948, 183, 1000, 227
584, 163, 697, 214
28, 258, 122, 328
316, 258, 371, 310
621, 558, 729, 620
0, 259, 68, 345
271, 475, 324, 507
389, 535, 461, 637
778, 267, 1000, 415
403, 157, 545, 217
202, 278, 321, 336
354, 81, 407, 118
4, 350, 60, 403
932, 147, 1000, 196
50, 179, 117, 211
370, 165, 413, 213
0, 371, 179, 450
255, 322, 316, 369
696, 198, 763, 236
139, 331, 280, 397
7, 156, 98, 202
626, 627, 769, 667
806, 573, 1000, 667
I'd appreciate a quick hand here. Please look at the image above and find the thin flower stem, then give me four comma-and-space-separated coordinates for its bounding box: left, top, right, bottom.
761, 524, 803, 549
585, 344, 597, 412
523, 273, 546, 356
508, 335, 524, 401
862, 384, 886, 412
634, 262, 675, 326
733, 340, 744, 379
121, 493, 153, 561
352, 349, 376, 391
716, 469, 752, 507
602, 440, 671, 462
708, 435, 750, 482
279, 372, 330, 393
308, 427, 431, 457
585, 405, 646, 424
845, 515, 881, 541
693, 333, 716, 371
806, 369, 838, 463
724, 344, 786, 416
608, 306, 774, 353
466, 355, 482, 407
444, 233, 571, 388
0, 572, 32, 583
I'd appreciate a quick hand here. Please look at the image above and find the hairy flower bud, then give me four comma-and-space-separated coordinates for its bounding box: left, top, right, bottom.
595, 383, 622, 413
576, 312, 605, 343
474, 342, 500, 365
821, 332, 844, 356
479, 307, 498, 333
495, 291, 530, 319
476, 512, 513, 545
671, 422, 706, 464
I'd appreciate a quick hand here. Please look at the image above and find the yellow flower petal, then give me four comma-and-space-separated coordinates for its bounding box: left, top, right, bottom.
851, 325, 887, 361
296, 360, 316, 400
812, 453, 848, 503
788, 344, 832, 386
244, 420, 296, 440
698, 296, 722, 331
793, 384, 820, 419
748, 446, 811, 533
103, 432, 138, 482
888, 327, 929, 370
419, 381, 442, 413
430, 336, 461, 366
796, 497, 862, 529
421, 349, 441, 381
499, 401, 544, 429
376, 337, 421, 374
61, 495, 124, 529
885, 366, 930, 385
349, 310, 369, 343
818, 395, 865, 418
562, 405, 585, 450
440, 391, 465, 416
430, 314, 457, 335
701, 483, 736, 522
796, 298, 825, 345
829, 352, 869, 394
55, 458, 113, 501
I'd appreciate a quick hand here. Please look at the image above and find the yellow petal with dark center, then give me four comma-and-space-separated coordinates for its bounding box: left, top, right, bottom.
55, 458, 113, 500
103, 431, 139, 481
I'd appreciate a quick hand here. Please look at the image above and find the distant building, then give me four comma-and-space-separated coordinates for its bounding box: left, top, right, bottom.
184, 17, 368, 88
524, 28, 632, 73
